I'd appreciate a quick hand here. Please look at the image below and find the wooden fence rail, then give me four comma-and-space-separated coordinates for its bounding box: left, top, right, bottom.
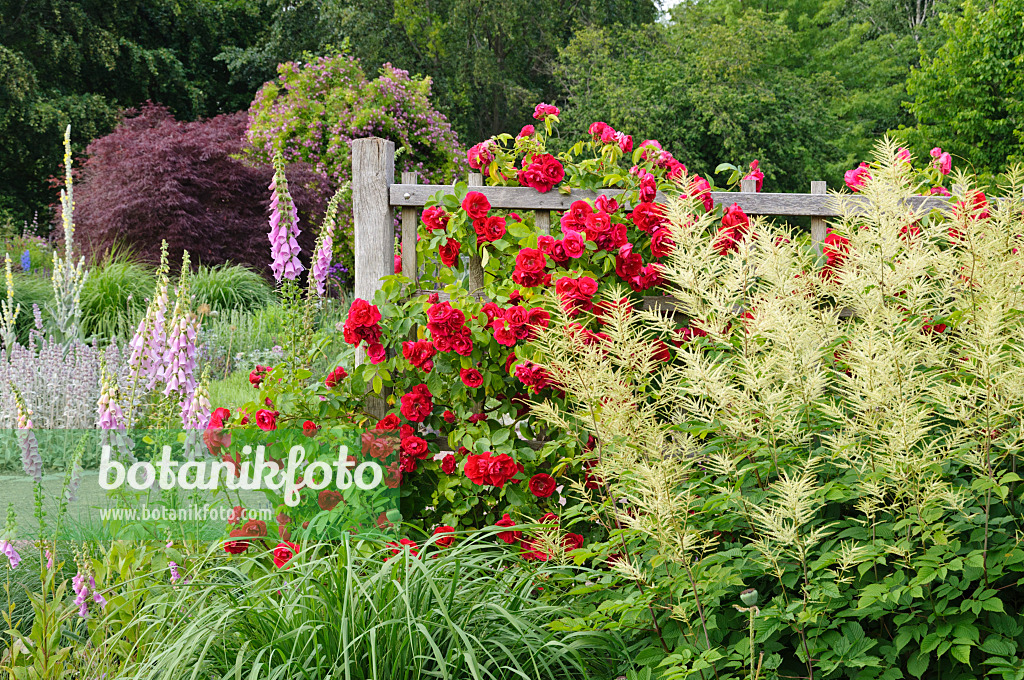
351, 137, 954, 365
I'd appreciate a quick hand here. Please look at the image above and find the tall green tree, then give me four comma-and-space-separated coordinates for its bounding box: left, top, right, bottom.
696, 0, 956, 177
218, 0, 658, 144
0, 0, 271, 226
904, 0, 1024, 177
555, 8, 843, 192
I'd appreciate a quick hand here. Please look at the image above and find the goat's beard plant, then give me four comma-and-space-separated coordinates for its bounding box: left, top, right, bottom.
526, 139, 1024, 679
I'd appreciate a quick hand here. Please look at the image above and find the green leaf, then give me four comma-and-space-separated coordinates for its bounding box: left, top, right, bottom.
907, 651, 929, 678
952, 644, 972, 666
982, 597, 1005, 612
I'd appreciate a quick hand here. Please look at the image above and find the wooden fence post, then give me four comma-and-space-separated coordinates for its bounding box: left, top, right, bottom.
534, 210, 550, 234
467, 172, 485, 294
352, 137, 395, 374
401, 171, 419, 288
740, 179, 757, 194
810, 181, 827, 247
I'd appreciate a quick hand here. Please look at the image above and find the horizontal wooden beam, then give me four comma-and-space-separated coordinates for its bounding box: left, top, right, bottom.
390, 184, 953, 217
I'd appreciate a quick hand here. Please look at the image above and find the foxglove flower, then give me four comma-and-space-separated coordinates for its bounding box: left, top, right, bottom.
97, 371, 126, 430
14, 393, 41, 483
268, 156, 304, 283
181, 377, 212, 430
128, 244, 171, 390
72, 572, 89, 617
311, 189, 342, 295
0, 540, 20, 570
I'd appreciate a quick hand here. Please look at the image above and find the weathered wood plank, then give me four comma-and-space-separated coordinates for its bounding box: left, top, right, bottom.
534, 210, 550, 234
352, 138, 394, 417
352, 138, 395, 330
467, 172, 485, 294
810, 181, 827, 247
390, 184, 953, 217
401, 171, 419, 286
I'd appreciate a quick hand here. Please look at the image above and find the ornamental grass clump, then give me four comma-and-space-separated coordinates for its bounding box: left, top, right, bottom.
528, 139, 1024, 679
101, 536, 623, 680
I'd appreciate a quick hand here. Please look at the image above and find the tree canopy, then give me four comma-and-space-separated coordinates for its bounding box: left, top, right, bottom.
904, 0, 1024, 177
0, 0, 270, 226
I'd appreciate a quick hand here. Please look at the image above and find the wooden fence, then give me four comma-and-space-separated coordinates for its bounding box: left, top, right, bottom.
351, 136, 952, 360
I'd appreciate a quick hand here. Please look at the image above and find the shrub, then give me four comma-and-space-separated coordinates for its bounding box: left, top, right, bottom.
72, 104, 331, 276
245, 56, 468, 279
527, 142, 1024, 678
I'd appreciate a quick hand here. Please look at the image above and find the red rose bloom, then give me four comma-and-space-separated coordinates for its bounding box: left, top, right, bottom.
441, 453, 457, 474
562, 230, 586, 259
400, 384, 434, 422
239, 519, 267, 537
465, 451, 519, 487
528, 473, 557, 498
386, 538, 420, 557
650, 227, 675, 258
343, 299, 383, 348
462, 191, 491, 219
954, 190, 991, 221
209, 407, 231, 429
421, 205, 451, 231
560, 200, 593, 231
432, 525, 456, 548
822, 231, 851, 277
362, 432, 397, 460
318, 489, 343, 511
366, 342, 386, 364
460, 368, 484, 388
249, 365, 270, 387
688, 176, 714, 212
630, 202, 667, 234
520, 153, 565, 193
401, 435, 429, 459
562, 533, 585, 552
302, 420, 319, 437
512, 248, 549, 288
347, 298, 382, 328
438, 238, 461, 267
495, 513, 521, 543
224, 539, 248, 555
715, 203, 751, 255
533, 103, 560, 119
325, 366, 348, 388
521, 538, 549, 561
272, 541, 301, 568
255, 409, 278, 431
376, 413, 401, 431
474, 216, 506, 243
402, 340, 436, 373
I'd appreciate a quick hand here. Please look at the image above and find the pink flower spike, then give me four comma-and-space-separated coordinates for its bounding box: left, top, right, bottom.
268, 155, 304, 284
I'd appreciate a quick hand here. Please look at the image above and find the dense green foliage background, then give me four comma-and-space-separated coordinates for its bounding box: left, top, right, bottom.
4, 0, 1022, 230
